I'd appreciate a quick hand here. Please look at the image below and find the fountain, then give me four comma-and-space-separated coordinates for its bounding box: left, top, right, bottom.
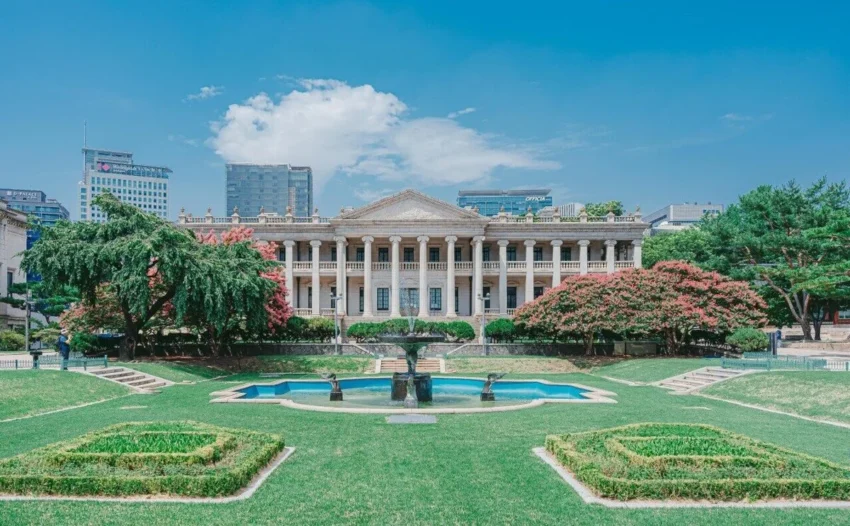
321, 373, 343, 402
480, 373, 506, 401
379, 285, 445, 408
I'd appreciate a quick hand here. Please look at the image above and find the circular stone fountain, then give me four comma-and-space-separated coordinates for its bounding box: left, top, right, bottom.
380, 334, 445, 405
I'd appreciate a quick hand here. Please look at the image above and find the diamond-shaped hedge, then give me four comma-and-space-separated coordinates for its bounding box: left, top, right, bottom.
545, 423, 850, 501
0, 421, 285, 498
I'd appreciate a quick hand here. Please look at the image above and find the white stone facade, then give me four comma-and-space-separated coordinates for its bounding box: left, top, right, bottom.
179, 190, 645, 320
0, 200, 27, 328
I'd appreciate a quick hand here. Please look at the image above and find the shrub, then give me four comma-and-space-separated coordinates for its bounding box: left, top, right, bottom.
305, 317, 336, 342
70, 332, 100, 353
726, 328, 769, 352
484, 318, 517, 342
0, 330, 25, 352
344, 319, 476, 342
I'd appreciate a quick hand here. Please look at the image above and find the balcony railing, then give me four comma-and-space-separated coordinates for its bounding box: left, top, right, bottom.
615, 261, 635, 269
455, 262, 473, 271
318, 262, 337, 271
293, 308, 312, 316
588, 261, 607, 273
482, 262, 499, 271
428, 262, 447, 271
373, 262, 391, 271
292, 262, 312, 271
533, 261, 553, 270
561, 261, 580, 271
400, 262, 418, 271
346, 262, 364, 271
506, 262, 525, 271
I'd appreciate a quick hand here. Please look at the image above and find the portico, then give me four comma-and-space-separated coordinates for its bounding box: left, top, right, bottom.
179, 190, 646, 320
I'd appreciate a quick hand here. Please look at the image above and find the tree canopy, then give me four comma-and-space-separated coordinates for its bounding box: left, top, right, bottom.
584, 200, 625, 216
0, 281, 79, 324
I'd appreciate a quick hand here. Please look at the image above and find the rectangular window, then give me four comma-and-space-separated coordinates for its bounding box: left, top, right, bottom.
307, 287, 312, 309
377, 288, 389, 311
403, 247, 415, 262
483, 286, 491, 309
330, 287, 337, 308
378, 247, 389, 262
506, 246, 517, 261
402, 288, 419, 310
533, 247, 544, 261
429, 247, 440, 262
356, 247, 364, 262
429, 288, 442, 311
455, 247, 462, 262
6, 271, 13, 296
359, 287, 364, 312
455, 287, 459, 313
561, 247, 572, 261
331, 250, 337, 262
534, 286, 544, 299
507, 287, 517, 309
278, 249, 286, 262
483, 246, 491, 262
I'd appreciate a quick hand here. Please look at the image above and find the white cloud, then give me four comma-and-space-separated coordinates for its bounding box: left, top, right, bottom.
353, 186, 395, 202
185, 85, 224, 101
447, 107, 476, 119
720, 113, 754, 122
210, 79, 559, 190
168, 134, 199, 147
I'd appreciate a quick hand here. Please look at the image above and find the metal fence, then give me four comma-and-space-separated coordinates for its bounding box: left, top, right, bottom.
722, 355, 850, 371
0, 355, 109, 371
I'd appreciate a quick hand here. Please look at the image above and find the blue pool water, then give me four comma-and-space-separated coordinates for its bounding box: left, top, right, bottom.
236, 377, 590, 409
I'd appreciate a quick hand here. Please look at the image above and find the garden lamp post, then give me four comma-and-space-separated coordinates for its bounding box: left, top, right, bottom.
478, 292, 491, 356
330, 292, 344, 355
24, 289, 34, 353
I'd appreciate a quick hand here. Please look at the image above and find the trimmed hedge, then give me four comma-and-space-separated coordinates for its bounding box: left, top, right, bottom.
346, 319, 475, 343
545, 423, 850, 501
484, 318, 517, 342
0, 421, 284, 498
726, 328, 769, 352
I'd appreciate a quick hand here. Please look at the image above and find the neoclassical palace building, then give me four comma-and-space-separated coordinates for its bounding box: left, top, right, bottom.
179, 190, 646, 320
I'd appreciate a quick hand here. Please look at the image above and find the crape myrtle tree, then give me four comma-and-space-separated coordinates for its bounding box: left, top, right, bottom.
22, 193, 289, 360
699, 178, 850, 340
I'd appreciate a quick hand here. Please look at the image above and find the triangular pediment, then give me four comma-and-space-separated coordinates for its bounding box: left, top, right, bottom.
341, 189, 483, 221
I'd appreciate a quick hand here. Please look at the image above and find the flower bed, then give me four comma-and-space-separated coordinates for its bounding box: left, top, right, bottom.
545, 423, 850, 501
0, 421, 284, 497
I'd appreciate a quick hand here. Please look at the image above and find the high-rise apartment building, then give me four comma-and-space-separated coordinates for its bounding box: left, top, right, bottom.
226, 164, 313, 217
457, 189, 552, 217
79, 148, 171, 223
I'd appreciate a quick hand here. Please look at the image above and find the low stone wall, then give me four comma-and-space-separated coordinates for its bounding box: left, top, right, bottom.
447, 343, 616, 357
146, 342, 372, 357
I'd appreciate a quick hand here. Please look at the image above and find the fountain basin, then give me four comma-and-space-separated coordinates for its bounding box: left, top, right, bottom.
391, 372, 433, 402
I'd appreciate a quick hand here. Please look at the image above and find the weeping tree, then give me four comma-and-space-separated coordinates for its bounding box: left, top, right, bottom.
22, 193, 287, 360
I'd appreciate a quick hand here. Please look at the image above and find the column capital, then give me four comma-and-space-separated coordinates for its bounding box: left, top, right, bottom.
361, 235, 374, 244
416, 235, 430, 243
310, 240, 322, 248
472, 235, 485, 244
333, 235, 347, 245
578, 239, 590, 247
604, 239, 617, 247
283, 240, 296, 247
444, 235, 458, 243
389, 235, 402, 244
632, 239, 643, 247
550, 240, 563, 247
497, 239, 510, 247
523, 239, 536, 247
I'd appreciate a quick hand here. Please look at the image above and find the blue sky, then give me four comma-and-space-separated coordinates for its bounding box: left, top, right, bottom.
1, 1, 848, 219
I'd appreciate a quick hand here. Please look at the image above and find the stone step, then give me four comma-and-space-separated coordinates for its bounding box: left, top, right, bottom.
116, 375, 147, 384
127, 377, 158, 387
91, 367, 125, 376
680, 375, 715, 384
142, 382, 167, 390
102, 371, 138, 380
660, 380, 702, 390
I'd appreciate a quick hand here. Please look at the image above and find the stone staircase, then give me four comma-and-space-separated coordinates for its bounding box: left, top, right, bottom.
657, 367, 749, 394
377, 358, 443, 374
88, 367, 174, 393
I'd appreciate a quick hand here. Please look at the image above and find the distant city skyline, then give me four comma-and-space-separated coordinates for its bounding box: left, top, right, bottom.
226, 164, 313, 218
1, 2, 847, 220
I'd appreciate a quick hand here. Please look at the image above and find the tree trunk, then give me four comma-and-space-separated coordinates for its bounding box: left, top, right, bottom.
799, 317, 813, 341
119, 333, 137, 361
583, 333, 595, 356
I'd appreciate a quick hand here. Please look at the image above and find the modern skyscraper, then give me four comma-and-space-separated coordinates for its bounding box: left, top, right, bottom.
457, 189, 552, 217
79, 148, 171, 223
226, 164, 313, 217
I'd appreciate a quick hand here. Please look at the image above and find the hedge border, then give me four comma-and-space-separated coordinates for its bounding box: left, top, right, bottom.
545, 423, 850, 501
0, 421, 285, 498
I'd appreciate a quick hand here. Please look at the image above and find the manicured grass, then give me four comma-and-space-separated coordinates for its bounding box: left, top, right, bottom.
446, 356, 581, 374
0, 371, 129, 421
546, 423, 850, 501
120, 361, 226, 383
0, 421, 284, 497
592, 357, 721, 383
2, 371, 850, 523
227, 355, 374, 373
703, 371, 850, 424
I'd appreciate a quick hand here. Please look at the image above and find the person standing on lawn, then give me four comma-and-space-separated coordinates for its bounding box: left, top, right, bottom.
57, 329, 71, 370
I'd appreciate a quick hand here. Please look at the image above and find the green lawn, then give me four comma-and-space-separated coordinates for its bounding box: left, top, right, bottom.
703, 371, 850, 424
119, 361, 226, 383
0, 371, 129, 421
592, 357, 721, 383
227, 355, 374, 374
2, 370, 850, 523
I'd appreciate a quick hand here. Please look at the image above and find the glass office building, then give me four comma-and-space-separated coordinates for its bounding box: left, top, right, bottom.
226, 164, 313, 217
1, 189, 70, 280
457, 189, 552, 217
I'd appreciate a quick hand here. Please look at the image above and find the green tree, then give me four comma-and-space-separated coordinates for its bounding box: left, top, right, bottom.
642, 228, 714, 268
700, 178, 850, 340
0, 281, 78, 324
584, 201, 625, 216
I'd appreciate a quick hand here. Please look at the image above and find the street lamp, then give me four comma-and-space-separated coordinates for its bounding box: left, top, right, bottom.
24, 289, 34, 352
477, 292, 491, 356
330, 292, 344, 355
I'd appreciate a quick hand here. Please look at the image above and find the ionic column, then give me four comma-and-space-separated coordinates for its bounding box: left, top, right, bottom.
524, 240, 536, 305
284, 240, 295, 305
498, 240, 509, 315
605, 240, 617, 274
472, 236, 485, 315
334, 236, 347, 314
390, 236, 402, 317
417, 236, 430, 317
579, 239, 590, 275
445, 236, 457, 317
362, 236, 374, 317
310, 240, 321, 315
633, 239, 643, 269
551, 240, 563, 287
